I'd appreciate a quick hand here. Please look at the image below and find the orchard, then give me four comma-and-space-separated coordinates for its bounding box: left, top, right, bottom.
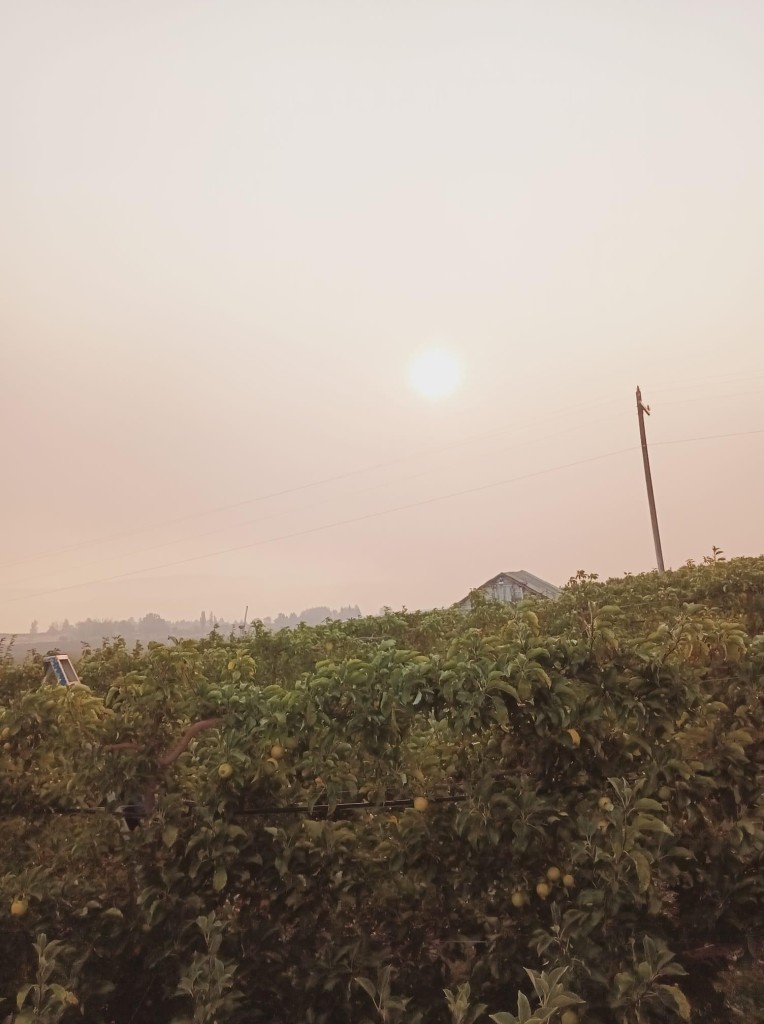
2, 554, 764, 1022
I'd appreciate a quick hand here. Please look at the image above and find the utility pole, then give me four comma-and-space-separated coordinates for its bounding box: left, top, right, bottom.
636, 386, 665, 573
238, 605, 248, 635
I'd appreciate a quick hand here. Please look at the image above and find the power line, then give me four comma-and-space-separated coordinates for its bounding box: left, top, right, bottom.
3, 375, 761, 579
7, 407, 630, 590
651, 428, 764, 449
648, 368, 764, 395
0, 394, 625, 574
5, 383, 763, 587
660, 388, 764, 408
0, 446, 638, 605
3, 425, 761, 608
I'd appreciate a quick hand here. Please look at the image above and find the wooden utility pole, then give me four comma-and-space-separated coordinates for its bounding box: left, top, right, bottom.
636, 386, 665, 572
238, 605, 249, 635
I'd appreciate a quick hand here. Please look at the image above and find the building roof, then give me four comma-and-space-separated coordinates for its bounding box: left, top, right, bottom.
457, 570, 562, 606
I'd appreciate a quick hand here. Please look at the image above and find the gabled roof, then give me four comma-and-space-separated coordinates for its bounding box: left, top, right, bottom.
499, 570, 561, 599
457, 570, 561, 606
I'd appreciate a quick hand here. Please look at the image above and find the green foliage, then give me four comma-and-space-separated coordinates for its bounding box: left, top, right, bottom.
6, 934, 83, 1024
171, 913, 242, 1024
490, 966, 582, 1023
2, 556, 764, 1022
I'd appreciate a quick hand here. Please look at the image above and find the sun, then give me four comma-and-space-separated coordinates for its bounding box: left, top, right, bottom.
407, 349, 463, 401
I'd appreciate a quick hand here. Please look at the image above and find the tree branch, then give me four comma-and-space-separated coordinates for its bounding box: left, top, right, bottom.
104, 718, 224, 817
158, 718, 222, 767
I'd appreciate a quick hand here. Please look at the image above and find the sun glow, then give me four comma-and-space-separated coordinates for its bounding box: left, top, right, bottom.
407, 349, 463, 401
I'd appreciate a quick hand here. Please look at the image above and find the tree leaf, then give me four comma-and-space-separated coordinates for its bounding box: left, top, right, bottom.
633, 814, 672, 834
517, 991, 532, 1023
355, 976, 377, 1002
212, 865, 227, 893
657, 984, 691, 1021
614, 972, 634, 994
16, 984, 34, 1010
162, 825, 178, 848
669, 846, 695, 859
631, 850, 651, 892
634, 798, 664, 812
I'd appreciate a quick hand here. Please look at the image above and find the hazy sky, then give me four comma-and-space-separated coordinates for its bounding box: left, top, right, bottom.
2, 0, 763, 633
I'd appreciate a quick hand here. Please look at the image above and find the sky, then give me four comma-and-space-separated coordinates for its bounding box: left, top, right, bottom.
2, 0, 763, 633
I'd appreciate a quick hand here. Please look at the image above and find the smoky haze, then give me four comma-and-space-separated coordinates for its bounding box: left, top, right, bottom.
1, 0, 763, 634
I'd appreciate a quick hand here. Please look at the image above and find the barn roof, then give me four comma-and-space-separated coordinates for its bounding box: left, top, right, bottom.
457, 570, 562, 606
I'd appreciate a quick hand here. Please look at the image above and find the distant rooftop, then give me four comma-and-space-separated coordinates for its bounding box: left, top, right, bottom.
456, 570, 561, 608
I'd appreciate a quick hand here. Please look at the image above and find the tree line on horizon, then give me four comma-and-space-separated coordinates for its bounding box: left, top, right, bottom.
10, 605, 364, 649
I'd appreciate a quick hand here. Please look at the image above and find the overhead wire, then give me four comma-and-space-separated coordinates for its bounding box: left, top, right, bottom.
7, 406, 631, 589
657, 388, 764, 408
2, 425, 762, 609
648, 368, 764, 394
0, 445, 638, 605
2, 372, 762, 580
651, 428, 764, 448
11, 393, 762, 593
0, 390, 626, 574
